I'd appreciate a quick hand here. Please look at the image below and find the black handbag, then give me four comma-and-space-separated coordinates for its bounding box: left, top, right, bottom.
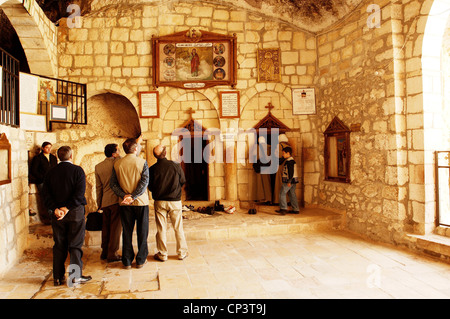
86, 211, 103, 231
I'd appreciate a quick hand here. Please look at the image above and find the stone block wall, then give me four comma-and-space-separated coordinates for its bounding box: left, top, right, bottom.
0, 125, 29, 277
56, 1, 318, 205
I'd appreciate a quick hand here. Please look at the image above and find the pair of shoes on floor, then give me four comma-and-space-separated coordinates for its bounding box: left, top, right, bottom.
182, 204, 194, 211
197, 206, 215, 215
276, 209, 300, 215
224, 205, 235, 214
248, 208, 257, 214
214, 201, 224, 211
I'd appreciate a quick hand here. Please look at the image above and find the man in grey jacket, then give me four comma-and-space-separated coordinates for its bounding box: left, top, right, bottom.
95, 143, 121, 263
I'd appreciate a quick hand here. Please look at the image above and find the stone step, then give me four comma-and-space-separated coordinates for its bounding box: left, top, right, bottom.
28, 206, 345, 249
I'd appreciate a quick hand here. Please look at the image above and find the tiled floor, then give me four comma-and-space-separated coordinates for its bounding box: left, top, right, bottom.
1, 207, 450, 299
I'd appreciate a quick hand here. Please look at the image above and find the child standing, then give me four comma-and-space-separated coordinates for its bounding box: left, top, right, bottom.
276, 147, 300, 215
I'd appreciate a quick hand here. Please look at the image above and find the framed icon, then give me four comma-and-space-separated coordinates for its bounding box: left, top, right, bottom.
152, 29, 237, 90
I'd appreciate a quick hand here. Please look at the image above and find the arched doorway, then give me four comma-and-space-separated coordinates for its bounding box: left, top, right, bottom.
421, 0, 450, 232
162, 91, 221, 201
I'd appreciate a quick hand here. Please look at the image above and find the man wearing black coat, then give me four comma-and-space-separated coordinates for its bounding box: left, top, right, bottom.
29, 142, 57, 224
42, 146, 91, 286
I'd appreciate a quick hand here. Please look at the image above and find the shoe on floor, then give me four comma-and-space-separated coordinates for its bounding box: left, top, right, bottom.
178, 252, 189, 260
72, 275, 92, 284
275, 209, 287, 215
136, 260, 147, 268
153, 253, 167, 262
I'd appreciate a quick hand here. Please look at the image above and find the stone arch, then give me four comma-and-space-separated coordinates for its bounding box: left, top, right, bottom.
239, 83, 294, 131
87, 92, 141, 139
1, 0, 56, 76
420, 0, 450, 233
162, 90, 220, 134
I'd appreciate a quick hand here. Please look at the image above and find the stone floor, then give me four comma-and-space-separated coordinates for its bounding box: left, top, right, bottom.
1, 205, 450, 300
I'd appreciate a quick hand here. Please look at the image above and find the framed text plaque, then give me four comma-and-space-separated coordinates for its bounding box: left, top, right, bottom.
152, 29, 237, 90
292, 88, 316, 115
139, 91, 159, 118
50, 104, 68, 122
219, 91, 240, 118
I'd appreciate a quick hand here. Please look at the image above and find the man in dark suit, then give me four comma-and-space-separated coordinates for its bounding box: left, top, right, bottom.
29, 142, 57, 224
42, 146, 92, 286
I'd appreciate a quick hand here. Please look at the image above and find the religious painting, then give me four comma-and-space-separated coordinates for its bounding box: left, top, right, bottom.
38, 78, 57, 104
139, 91, 159, 118
0, 133, 11, 185
292, 88, 316, 115
152, 29, 237, 90
324, 117, 351, 183
257, 48, 281, 82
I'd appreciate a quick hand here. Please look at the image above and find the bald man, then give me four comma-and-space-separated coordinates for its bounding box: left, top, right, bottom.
148, 145, 188, 261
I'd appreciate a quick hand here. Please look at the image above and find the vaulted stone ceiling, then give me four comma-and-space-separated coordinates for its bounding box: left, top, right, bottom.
35, 0, 366, 33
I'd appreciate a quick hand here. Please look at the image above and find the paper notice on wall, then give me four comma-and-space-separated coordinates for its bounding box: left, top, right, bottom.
19, 72, 39, 114
19, 113, 47, 132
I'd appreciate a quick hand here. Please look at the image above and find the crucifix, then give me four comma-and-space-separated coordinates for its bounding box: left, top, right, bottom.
186, 107, 196, 119
265, 102, 274, 113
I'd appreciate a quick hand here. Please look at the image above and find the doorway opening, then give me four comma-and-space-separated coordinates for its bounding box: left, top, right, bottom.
181, 136, 209, 201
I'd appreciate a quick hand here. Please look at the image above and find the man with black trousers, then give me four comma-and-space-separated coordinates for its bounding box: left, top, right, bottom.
29, 141, 57, 224
110, 138, 150, 269
42, 146, 92, 286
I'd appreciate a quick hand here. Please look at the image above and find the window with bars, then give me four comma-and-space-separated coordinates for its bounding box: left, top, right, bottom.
0, 47, 20, 127
34, 74, 87, 131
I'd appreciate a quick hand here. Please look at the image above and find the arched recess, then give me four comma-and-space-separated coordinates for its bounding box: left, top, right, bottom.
1, 0, 56, 76
87, 92, 141, 139
421, 0, 450, 233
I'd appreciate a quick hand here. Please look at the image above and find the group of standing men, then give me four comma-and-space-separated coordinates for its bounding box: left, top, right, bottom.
34, 137, 188, 286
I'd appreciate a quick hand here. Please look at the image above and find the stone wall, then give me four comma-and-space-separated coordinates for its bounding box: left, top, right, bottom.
56, 1, 318, 206
308, 0, 449, 244
0, 124, 29, 277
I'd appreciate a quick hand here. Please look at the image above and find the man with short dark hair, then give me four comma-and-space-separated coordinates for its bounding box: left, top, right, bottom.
29, 141, 57, 224
42, 146, 92, 286
95, 143, 122, 262
110, 138, 150, 269
148, 145, 188, 261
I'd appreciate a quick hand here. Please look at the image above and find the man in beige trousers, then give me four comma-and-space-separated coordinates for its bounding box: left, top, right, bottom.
148, 145, 188, 261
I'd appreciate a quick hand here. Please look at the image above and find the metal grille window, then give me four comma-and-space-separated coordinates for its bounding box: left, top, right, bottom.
0, 47, 20, 127
35, 74, 87, 131
436, 151, 450, 227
